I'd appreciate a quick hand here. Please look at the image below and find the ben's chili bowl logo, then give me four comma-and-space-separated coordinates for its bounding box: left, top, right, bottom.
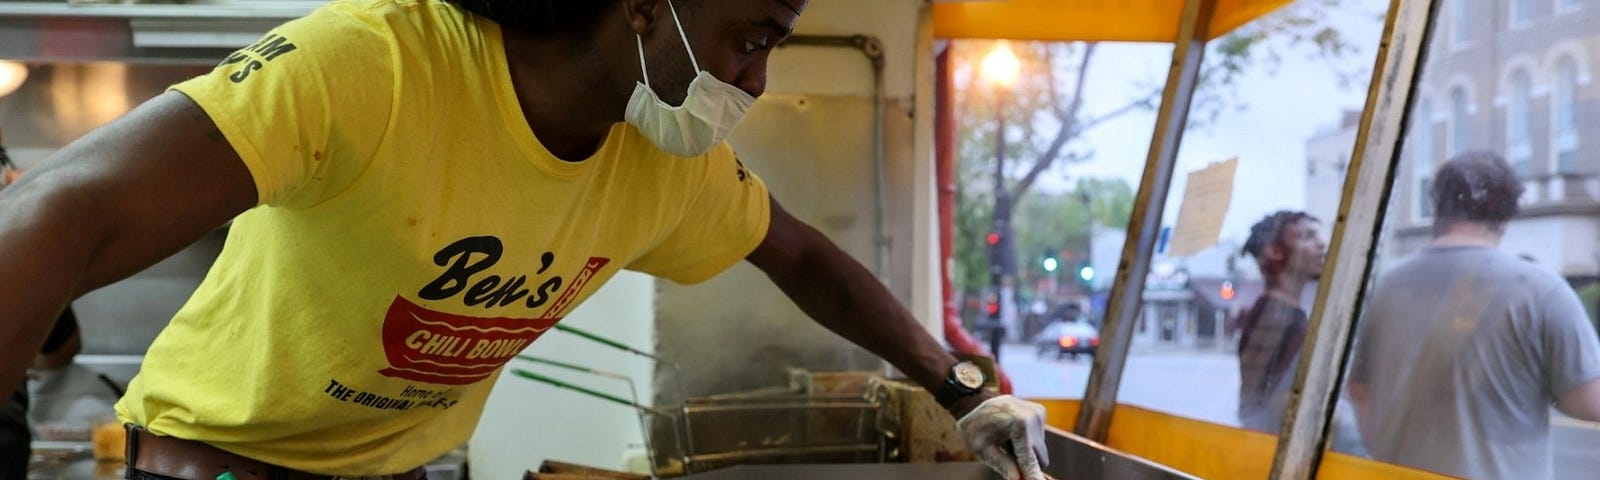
378, 236, 610, 385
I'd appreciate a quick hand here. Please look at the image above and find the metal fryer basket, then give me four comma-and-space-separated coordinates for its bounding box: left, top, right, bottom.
668, 388, 888, 473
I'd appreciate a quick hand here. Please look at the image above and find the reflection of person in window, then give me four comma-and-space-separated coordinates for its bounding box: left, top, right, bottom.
1236, 211, 1325, 433
0, 133, 83, 480
1349, 152, 1600, 480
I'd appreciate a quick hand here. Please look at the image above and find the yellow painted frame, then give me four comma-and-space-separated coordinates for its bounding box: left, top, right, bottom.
1029, 399, 1456, 480
932, 0, 1295, 43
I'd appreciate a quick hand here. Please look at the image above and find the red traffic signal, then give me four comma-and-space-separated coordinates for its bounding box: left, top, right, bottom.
986, 232, 1001, 246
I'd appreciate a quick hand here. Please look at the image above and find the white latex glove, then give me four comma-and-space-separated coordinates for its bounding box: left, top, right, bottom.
956, 394, 1050, 480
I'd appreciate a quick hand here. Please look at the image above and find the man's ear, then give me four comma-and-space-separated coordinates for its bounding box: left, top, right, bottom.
1264, 243, 1286, 263
2, 167, 20, 187
622, 0, 663, 36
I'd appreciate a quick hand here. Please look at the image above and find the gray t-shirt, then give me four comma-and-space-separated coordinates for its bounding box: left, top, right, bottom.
1350, 246, 1600, 480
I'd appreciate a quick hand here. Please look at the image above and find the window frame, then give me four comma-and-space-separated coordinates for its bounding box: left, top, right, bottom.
1552, 58, 1581, 175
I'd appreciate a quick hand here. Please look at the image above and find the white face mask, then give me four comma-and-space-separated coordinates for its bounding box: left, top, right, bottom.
625, 0, 757, 157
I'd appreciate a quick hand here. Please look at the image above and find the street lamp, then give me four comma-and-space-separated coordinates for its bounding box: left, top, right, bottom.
980, 41, 1023, 362
0, 60, 27, 98
980, 41, 1022, 88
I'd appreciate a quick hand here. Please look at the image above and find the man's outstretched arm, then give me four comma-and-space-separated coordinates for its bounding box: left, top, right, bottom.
746, 196, 1049, 480
0, 92, 257, 394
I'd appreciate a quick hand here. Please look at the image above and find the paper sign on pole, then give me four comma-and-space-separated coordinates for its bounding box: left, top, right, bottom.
1167, 158, 1239, 258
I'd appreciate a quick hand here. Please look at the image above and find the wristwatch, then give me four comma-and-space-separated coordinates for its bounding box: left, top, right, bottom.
934, 361, 986, 409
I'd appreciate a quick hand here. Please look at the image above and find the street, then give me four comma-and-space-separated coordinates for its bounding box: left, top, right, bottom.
999, 342, 1600, 477
1000, 342, 1242, 427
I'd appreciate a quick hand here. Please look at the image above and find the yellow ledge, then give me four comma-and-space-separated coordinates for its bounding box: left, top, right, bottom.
933, 0, 1295, 43
1029, 399, 1455, 480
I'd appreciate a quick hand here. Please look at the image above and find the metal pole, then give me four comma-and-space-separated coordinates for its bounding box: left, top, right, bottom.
1075, 0, 1216, 442
1269, 0, 1441, 478
990, 91, 1009, 363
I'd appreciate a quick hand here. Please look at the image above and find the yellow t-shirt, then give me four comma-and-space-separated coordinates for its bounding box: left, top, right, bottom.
113, 0, 770, 474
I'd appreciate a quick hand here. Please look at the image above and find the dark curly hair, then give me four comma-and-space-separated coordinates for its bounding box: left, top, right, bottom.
445, 0, 699, 37
445, 0, 622, 36
0, 130, 10, 168
1242, 210, 1317, 263
1431, 151, 1523, 233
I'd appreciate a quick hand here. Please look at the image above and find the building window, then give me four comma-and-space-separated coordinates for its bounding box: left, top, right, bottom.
1450, 88, 1471, 155
1553, 58, 1581, 174
1507, 71, 1533, 176
1451, 0, 1471, 47
1419, 178, 1434, 219
1510, 0, 1534, 27
1413, 99, 1435, 220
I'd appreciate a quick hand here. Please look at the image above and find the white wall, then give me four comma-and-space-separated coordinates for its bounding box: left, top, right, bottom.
469, 272, 657, 478
1503, 215, 1600, 276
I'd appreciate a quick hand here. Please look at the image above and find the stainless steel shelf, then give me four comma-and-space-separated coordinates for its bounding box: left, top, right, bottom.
0, 1, 320, 19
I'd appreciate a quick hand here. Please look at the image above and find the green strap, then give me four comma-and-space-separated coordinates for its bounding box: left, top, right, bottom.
553, 324, 641, 354
514, 355, 593, 374
510, 368, 635, 409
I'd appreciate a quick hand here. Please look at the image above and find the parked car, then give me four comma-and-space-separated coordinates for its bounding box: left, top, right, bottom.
1032, 320, 1100, 360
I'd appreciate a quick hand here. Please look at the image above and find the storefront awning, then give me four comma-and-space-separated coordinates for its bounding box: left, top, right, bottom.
932, 0, 1295, 43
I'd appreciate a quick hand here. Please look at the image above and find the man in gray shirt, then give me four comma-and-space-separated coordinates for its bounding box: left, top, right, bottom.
1350, 151, 1600, 479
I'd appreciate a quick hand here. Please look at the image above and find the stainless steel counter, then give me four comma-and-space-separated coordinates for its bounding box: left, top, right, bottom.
26, 442, 468, 480
679, 463, 999, 480
679, 428, 1201, 480
27, 443, 121, 480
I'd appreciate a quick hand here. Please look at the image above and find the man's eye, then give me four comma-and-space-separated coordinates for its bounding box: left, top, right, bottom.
743, 35, 771, 54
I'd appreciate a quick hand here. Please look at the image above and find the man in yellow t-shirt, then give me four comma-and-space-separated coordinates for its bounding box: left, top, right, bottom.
0, 0, 1050, 478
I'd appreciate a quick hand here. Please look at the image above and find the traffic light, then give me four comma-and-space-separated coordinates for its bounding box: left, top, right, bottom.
1078, 264, 1096, 283
984, 293, 1001, 316
986, 231, 1001, 246
1042, 248, 1059, 273
1220, 281, 1236, 301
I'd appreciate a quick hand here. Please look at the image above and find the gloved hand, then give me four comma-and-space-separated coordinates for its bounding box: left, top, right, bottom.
956, 394, 1050, 480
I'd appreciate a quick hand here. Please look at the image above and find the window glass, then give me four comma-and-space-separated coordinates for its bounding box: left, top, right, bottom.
1413, 99, 1435, 220
1511, 0, 1534, 26
1554, 58, 1581, 175
1451, 0, 1471, 47
1507, 71, 1533, 176
1326, 3, 1600, 479
1450, 87, 1472, 154
1052, 1, 1386, 477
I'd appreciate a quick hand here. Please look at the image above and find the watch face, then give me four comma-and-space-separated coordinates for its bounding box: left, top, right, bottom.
954, 362, 985, 389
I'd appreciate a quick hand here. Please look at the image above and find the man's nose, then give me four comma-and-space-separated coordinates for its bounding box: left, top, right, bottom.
737, 72, 767, 99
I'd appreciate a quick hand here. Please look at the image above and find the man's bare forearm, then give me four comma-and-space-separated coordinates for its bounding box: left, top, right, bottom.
0, 94, 260, 395
758, 227, 957, 394
0, 172, 103, 392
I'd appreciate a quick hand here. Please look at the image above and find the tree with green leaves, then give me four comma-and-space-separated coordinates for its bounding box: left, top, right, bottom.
950, 0, 1371, 307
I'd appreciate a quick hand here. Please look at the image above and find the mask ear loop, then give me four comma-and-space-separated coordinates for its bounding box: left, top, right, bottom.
635, 35, 652, 87
665, 0, 701, 72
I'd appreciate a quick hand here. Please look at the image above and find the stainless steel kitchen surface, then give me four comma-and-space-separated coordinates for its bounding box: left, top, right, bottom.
678, 429, 1199, 480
